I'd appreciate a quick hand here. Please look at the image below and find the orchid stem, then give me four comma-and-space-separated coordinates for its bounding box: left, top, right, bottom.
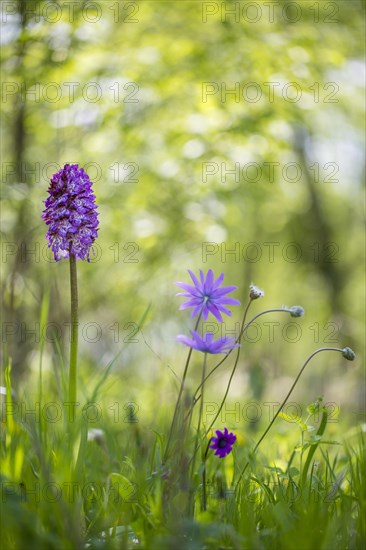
68, 253, 79, 408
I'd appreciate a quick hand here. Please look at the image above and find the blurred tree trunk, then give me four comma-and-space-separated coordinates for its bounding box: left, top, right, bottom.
4, 1, 35, 373
291, 127, 354, 351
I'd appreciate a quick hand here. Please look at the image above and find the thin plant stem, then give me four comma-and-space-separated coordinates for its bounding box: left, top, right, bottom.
204, 299, 252, 436
235, 347, 346, 491
163, 312, 202, 463
299, 411, 311, 474
68, 253, 79, 407
191, 352, 208, 478
186, 308, 293, 424
202, 437, 213, 511
202, 462, 207, 512
189, 352, 207, 514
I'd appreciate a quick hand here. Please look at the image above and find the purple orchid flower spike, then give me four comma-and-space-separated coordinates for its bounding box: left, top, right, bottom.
42, 163, 99, 261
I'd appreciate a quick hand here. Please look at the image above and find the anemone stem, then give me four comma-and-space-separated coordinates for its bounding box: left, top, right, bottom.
235, 347, 347, 491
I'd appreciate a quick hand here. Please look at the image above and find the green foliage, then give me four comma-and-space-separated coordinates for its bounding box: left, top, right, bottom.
1, 0, 365, 548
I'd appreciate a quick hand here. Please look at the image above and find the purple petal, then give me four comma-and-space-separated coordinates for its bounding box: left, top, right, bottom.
213, 272, 225, 290
191, 306, 202, 318
210, 341, 222, 353
179, 298, 202, 308
204, 332, 214, 345
206, 302, 223, 323
201, 307, 209, 320
213, 285, 238, 297
187, 269, 200, 287
176, 335, 194, 347
176, 282, 201, 296
204, 269, 214, 292
179, 303, 197, 311
216, 304, 233, 317
217, 297, 241, 306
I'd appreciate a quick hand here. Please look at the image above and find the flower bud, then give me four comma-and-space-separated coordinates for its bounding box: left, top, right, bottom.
289, 306, 304, 318
342, 347, 355, 361
249, 284, 264, 300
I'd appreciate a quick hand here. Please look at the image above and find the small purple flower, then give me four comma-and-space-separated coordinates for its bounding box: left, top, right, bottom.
210, 428, 237, 458
42, 164, 99, 261
176, 331, 239, 354
176, 269, 240, 322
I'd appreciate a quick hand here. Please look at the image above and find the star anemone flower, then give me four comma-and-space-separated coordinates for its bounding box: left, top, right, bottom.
176, 331, 240, 354
176, 269, 240, 322
42, 163, 99, 261
209, 428, 237, 458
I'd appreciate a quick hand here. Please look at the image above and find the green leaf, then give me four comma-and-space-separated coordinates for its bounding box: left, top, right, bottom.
5, 361, 14, 435
266, 466, 283, 473
318, 440, 341, 446
109, 473, 137, 503
278, 412, 307, 431
295, 443, 311, 451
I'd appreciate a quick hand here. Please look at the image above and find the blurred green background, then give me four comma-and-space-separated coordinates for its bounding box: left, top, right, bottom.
1, 0, 365, 423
